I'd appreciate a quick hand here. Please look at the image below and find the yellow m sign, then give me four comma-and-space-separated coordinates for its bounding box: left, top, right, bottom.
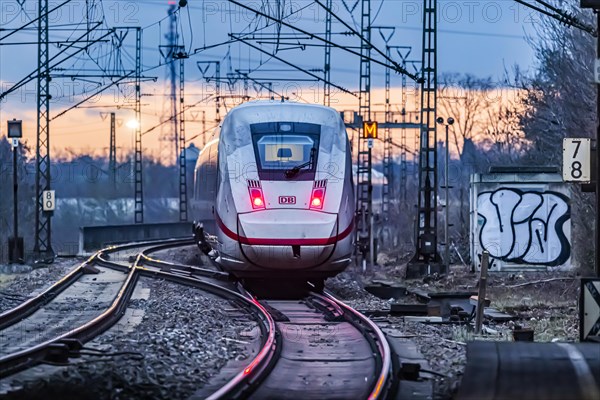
363, 121, 378, 139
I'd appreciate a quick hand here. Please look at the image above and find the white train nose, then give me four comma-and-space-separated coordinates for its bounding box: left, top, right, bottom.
235, 209, 341, 269
238, 209, 338, 245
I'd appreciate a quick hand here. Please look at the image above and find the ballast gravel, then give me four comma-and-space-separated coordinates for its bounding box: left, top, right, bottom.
2, 277, 258, 400
326, 270, 466, 400
0, 259, 82, 314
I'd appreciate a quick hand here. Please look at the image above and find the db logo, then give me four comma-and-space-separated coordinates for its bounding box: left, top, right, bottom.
279, 196, 296, 204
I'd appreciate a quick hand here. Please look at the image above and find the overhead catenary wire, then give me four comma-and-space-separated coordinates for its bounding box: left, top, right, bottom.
230, 34, 356, 97
514, 0, 596, 36
0, 22, 108, 101
142, 94, 215, 137
314, 0, 412, 78
0, 0, 73, 42
227, 0, 421, 82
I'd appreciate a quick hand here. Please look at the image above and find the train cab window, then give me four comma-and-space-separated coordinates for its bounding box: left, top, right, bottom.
195, 142, 218, 200
251, 122, 320, 180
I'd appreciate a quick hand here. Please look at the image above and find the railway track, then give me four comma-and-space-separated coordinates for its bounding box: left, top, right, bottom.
208, 289, 392, 400
0, 239, 393, 399
0, 239, 273, 387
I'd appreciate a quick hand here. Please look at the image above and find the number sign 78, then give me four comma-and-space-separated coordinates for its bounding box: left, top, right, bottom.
562, 138, 591, 182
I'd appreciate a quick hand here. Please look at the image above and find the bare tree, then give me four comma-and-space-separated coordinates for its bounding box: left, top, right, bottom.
518, 2, 595, 163
438, 73, 494, 158
516, 0, 596, 270
481, 88, 527, 162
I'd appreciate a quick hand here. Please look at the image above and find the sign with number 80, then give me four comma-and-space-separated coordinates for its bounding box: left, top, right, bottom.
562, 138, 591, 182
42, 190, 56, 211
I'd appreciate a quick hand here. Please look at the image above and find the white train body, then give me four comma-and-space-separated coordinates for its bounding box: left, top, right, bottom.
192, 101, 355, 280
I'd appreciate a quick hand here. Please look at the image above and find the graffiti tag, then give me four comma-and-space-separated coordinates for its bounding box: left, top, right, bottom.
477, 188, 570, 266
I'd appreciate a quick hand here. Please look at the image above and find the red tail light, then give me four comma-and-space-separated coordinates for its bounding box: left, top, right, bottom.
310, 187, 325, 210
249, 188, 265, 209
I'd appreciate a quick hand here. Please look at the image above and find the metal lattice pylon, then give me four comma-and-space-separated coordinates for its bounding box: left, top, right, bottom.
159, 5, 179, 166
323, 0, 333, 106
177, 52, 188, 222
397, 50, 414, 208
382, 45, 392, 219
408, 0, 442, 273
109, 112, 116, 189
34, 0, 53, 259
134, 27, 144, 224
355, 0, 373, 269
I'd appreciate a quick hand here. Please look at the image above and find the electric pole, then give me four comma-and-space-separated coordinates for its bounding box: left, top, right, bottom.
407, 0, 442, 277
34, 0, 54, 261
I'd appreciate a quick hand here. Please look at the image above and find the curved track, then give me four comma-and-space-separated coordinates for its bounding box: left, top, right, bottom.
0, 239, 274, 384
209, 288, 392, 400
0, 239, 392, 400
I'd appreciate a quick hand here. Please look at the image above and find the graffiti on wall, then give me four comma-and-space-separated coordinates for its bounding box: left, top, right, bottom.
477, 188, 570, 266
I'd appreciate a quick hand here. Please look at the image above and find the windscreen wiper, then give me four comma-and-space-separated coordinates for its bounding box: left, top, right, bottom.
285, 147, 316, 178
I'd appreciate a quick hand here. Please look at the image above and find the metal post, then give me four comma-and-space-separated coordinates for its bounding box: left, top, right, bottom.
109, 112, 116, 189
445, 123, 449, 271
475, 250, 489, 334
437, 116, 454, 269
134, 27, 143, 224
13, 143, 18, 262
202, 110, 206, 146
323, 0, 332, 106
215, 62, 221, 123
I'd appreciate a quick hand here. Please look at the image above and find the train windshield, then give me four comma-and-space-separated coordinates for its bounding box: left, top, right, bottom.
251, 122, 320, 180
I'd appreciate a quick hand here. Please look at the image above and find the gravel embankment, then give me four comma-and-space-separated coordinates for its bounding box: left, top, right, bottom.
2, 277, 258, 400
0, 259, 83, 313
326, 262, 582, 400
150, 245, 206, 267
326, 270, 466, 400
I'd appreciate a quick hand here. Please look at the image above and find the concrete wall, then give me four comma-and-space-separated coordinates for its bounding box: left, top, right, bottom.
79, 222, 193, 254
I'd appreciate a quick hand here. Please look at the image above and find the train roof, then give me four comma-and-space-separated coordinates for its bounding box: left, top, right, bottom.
230, 100, 336, 111
219, 101, 347, 156
223, 100, 342, 125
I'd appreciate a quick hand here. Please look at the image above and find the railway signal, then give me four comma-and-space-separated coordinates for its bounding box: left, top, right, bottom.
363, 121, 378, 139
7, 119, 24, 264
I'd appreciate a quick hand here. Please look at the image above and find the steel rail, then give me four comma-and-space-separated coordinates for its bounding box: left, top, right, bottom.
0, 252, 100, 330
136, 238, 230, 281
0, 238, 191, 331
141, 254, 230, 280
0, 239, 275, 386
206, 285, 279, 400
315, 290, 393, 400
138, 240, 280, 399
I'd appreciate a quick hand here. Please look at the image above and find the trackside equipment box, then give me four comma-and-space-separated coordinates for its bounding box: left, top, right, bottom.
470, 167, 571, 272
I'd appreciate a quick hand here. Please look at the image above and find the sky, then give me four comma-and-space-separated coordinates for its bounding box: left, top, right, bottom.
0, 0, 551, 156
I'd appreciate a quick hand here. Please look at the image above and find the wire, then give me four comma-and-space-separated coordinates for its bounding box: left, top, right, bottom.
186, 5, 194, 54
0, 0, 72, 42
372, 0, 386, 24
515, 0, 596, 36
143, 6, 178, 30
231, 34, 355, 97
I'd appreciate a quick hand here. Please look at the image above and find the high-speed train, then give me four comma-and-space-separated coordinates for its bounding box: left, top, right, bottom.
191, 101, 355, 286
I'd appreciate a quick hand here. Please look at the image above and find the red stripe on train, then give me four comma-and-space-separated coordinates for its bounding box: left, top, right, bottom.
215, 213, 354, 246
